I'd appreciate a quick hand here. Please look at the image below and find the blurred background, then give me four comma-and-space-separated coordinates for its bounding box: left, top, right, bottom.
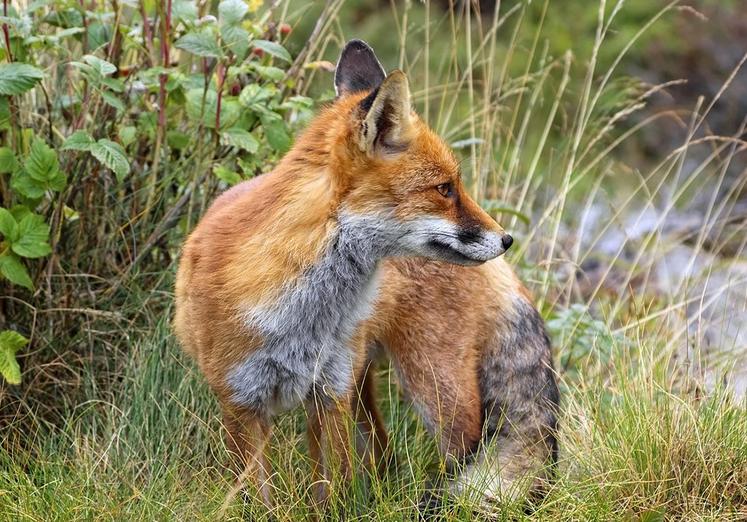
0, 1, 745, 519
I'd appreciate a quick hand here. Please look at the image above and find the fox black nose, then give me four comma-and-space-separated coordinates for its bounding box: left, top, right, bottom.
501, 234, 513, 250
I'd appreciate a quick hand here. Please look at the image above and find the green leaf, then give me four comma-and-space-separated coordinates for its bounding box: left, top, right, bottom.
251, 40, 291, 63
61, 130, 95, 152
238, 83, 275, 108
185, 89, 240, 129
221, 25, 249, 59
175, 30, 223, 58
0, 96, 9, 129
0, 330, 28, 385
82, 54, 117, 76
25, 138, 59, 182
100, 90, 125, 111
219, 0, 248, 26
12, 213, 51, 259
0, 146, 17, 173
252, 64, 285, 82
213, 164, 242, 186
221, 127, 259, 153
0, 207, 18, 241
0, 253, 32, 289
100, 76, 125, 93
260, 112, 291, 152
173, 0, 198, 24
10, 170, 45, 199
9, 205, 31, 223
118, 126, 137, 147
166, 130, 190, 150
0, 63, 44, 95
90, 139, 129, 182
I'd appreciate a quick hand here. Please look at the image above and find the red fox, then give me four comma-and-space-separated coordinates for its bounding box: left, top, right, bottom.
174, 40, 558, 509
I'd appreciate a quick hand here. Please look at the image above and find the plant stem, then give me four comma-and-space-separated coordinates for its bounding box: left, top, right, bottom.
144, 0, 172, 230
2, 0, 12, 62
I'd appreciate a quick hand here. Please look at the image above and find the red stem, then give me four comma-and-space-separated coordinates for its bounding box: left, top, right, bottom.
215, 63, 225, 133
2, 0, 12, 62
157, 0, 171, 132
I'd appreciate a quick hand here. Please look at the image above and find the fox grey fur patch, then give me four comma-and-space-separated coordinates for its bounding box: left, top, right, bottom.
226, 212, 400, 417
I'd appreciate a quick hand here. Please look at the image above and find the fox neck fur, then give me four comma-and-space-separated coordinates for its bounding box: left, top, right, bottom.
228, 210, 400, 417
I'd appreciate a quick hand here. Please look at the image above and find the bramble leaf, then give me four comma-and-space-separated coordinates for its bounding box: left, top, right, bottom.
260, 112, 291, 152
221, 127, 259, 153
213, 164, 242, 186
175, 30, 223, 58
251, 40, 291, 63
0, 63, 44, 95
0, 207, 18, 241
90, 139, 130, 182
62, 130, 95, 152
12, 213, 51, 258
0, 253, 32, 289
219, 0, 248, 26
0, 330, 28, 385
0, 147, 17, 173
25, 138, 60, 183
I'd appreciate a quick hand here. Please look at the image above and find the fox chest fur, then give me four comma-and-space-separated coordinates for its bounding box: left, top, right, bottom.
225, 213, 395, 417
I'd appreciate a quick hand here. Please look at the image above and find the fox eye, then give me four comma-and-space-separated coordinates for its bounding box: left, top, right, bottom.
436, 182, 453, 198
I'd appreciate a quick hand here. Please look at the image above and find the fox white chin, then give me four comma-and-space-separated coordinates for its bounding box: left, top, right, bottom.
401, 217, 511, 266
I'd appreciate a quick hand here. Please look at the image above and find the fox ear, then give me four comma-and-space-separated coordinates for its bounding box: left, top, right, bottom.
357, 70, 414, 155
335, 39, 386, 97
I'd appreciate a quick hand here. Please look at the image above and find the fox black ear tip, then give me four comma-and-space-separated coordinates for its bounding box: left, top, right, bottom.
342, 39, 374, 52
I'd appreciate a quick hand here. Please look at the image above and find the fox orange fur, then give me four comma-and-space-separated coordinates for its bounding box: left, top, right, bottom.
174, 40, 558, 509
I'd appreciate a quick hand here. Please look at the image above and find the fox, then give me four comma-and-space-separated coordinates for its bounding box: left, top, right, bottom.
174, 39, 559, 510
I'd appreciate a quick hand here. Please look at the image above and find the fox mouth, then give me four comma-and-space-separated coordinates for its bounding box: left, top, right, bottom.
426, 239, 485, 266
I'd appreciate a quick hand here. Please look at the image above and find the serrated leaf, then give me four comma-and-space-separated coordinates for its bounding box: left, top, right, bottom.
0, 97, 9, 129
185, 88, 240, 129
219, 0, 248, 25
61, 130, 95, 151
175, 30, 222, 58
25, 138, 59, 182
10, 170, 45, 199
251, 40, 291, 63
260, 112, 291, 152
12, 213, 51, 259
252, 64, 284, 82
100, 76, 125, 93
0, 63, 44, 95
238, 83, 275, 108
0, 330, 27, 385
82, 54, 117, 76
221, 127, 259, 153
119, 126, 136, 147
213, 164, 242, 186
9, 205, 31, 223
0, 146, 17, 173
0, 253, 32, 289
89, 139, 129, 182
221, 24, 249, 59
100, 90, 125, 111
167, 130, 190, 150
173, 0, 198, 24
0, 207, 18, 241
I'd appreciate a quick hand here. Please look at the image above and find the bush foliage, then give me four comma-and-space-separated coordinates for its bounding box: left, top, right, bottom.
0, 0, 312, 385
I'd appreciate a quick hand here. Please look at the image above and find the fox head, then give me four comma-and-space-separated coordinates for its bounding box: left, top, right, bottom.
328, 39, 512, 266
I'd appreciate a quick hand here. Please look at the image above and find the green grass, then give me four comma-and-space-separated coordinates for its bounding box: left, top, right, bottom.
2, 320, 745, 521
